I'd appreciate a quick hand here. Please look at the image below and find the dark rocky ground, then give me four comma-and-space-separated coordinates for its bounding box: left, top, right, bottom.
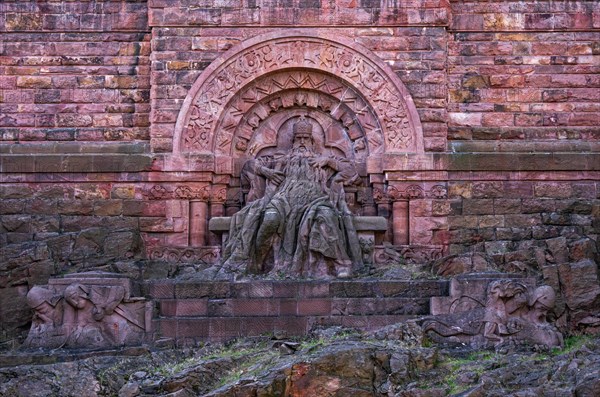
1, 324, 599, 397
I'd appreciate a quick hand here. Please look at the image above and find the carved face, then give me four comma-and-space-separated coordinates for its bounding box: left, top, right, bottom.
293, 134, 313, 153
531, 286, 555, 308
532, 301, 549, 317
65, 293, 87, 309
34, 301, 55, 323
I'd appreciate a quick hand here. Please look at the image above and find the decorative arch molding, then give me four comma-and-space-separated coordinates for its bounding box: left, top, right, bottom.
173, 30, 424, 160
221, 73, 380, 163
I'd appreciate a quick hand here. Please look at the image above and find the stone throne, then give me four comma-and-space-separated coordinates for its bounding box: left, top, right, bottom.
211, 113, 387, 278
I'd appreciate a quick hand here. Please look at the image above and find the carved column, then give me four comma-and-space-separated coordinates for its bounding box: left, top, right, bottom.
189, 200, 208, 246
209, 186, 227, 246
225, 188, 242, 216
392, 200, 409, 246
373, 184, 392, 243
358, 187, 377, 216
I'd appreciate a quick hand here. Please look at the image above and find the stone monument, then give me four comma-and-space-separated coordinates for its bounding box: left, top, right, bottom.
424, 277, 564, 349
221, 116, 363, 278
3, 1, 596, 353
23, 273, 151, 350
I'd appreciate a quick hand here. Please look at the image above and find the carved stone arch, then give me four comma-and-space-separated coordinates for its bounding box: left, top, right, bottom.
214, 69, 384, 154
228, 86, 374, 161
173, 30, 424, 158
233, 100, 356, 157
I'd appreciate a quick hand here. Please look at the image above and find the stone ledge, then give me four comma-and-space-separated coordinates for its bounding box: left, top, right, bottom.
375, 153, 600, 173
450, 141, 600, 153
154, 314, 418, 343
146, 280, 450, 300
157, 297, 432, 318
0, 347, 150, 368
447, 152, 600, 171
208, 216, 388, 232
152, 152, 600, 174
2, 152, 596, 174
0, 154, 154, 173
0, 142, 151, 154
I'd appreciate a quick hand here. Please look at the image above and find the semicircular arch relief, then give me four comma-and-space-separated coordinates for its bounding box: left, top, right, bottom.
216, 71, 383, 161
174, 31, 424, 157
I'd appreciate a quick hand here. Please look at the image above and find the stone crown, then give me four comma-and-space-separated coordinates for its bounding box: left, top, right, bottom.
293, 117, 313, 138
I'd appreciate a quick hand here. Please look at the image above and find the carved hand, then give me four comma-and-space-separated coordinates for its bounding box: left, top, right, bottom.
92, 306, 105, 321
261, 167, 285, 185
308, 157, 332, 169
34, 310, 53, 324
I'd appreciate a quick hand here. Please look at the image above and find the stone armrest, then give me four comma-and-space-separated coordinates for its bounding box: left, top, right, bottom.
208, 216, 387, 233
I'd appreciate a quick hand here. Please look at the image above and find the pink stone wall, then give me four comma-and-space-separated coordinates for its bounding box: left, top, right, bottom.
0, 0, 152, 343
0, 0, 151, 143
446, 0, 600, 259
147, 0, 449, 28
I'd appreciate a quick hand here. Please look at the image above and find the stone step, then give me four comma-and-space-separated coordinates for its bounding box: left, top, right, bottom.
145, 280, 449, 300
153, 314, 418, 343
145, 279, 450, 343
157, 297, 431, 318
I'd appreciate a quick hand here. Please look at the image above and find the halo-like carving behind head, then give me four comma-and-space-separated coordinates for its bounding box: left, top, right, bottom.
173, 30, 424, 157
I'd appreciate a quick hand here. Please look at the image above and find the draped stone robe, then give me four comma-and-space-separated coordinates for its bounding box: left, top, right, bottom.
222, 149, 362, 278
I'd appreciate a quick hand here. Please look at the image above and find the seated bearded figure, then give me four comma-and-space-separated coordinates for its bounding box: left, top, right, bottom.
222, 117, 362, 278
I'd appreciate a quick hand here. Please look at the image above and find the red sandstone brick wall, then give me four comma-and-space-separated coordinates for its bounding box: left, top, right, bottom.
0, 0, 151, 143
445, 0, 600, 256
448, 0, 600, 145
147, 0, 449, 27
0, 1, 152, 342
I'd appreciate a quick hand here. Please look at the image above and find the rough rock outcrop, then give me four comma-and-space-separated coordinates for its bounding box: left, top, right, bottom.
1, 331, 599, 397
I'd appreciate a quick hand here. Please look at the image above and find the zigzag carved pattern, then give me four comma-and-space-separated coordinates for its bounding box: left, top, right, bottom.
182, 37, 415, 153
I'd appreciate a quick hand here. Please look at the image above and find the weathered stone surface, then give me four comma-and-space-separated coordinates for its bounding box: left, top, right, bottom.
569, 238, 598, 262
558, 259, 600, 311
1, 0, 599, 349
22, 273, 150, 350
427, 277, 563, 349
430, 253, 494, 277
1, 332, 600, 397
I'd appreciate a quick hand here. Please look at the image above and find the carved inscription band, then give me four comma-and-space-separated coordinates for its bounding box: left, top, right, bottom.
174, 31, 423, 156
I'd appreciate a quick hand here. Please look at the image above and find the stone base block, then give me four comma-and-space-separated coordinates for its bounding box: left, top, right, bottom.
146, 279, 449, 343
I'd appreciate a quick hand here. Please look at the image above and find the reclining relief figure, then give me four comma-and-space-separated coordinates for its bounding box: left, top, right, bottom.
423, 280, 563, 349
222, 116, 363, 278
61, 283, 144, 348
23, 276, 147, 350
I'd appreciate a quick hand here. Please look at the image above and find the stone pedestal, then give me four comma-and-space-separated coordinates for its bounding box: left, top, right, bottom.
147, 279, 450, 344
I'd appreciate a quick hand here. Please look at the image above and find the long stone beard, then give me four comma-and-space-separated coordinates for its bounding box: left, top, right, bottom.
291, 146, 315, 158
280, 156, 324, 203
281, 147, 328, 201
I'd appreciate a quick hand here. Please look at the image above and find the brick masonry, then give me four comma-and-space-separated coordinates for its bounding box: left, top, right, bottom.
146, 280, 449, 343
0, 0, 599, 344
